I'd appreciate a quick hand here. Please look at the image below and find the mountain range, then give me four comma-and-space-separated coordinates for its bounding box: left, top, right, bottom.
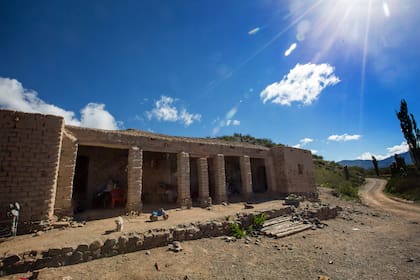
337, 151, 412, 169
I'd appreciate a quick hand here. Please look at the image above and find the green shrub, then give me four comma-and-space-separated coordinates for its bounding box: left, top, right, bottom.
230, 223, 246, 239
252, 213, 267, 230
337, 181, 359, 201
385, 172, 420, 201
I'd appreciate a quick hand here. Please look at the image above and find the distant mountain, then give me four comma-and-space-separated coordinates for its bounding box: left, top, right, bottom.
338, 151, 413, 169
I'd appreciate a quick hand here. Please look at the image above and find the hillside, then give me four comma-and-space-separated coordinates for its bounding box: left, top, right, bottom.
338, 151, 412, 169
313, 154, 365, 200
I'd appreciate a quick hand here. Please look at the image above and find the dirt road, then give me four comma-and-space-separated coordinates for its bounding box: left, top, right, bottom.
360, 178, 420, 221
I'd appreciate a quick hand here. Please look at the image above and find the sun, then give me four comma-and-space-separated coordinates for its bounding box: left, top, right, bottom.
300, 0, 394, 57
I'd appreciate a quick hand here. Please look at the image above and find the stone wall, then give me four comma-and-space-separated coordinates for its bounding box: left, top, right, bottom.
0, 206, 295, 276
1, 205, 344, 275
0, 110, 64, 224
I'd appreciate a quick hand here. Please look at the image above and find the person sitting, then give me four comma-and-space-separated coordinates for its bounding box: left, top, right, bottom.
96, 179, 115, 208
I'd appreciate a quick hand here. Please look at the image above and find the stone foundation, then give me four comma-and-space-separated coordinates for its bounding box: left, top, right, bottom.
0, 207, 292, 275
0, 205, 341, 276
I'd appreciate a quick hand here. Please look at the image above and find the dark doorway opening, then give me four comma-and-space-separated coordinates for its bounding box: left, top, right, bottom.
251, 158, 268, 193
225, 156, 242, 201
189, 158, 199, 203
72, 155, 89, 212
72, 146, 129, 213
208, 157, 216, 201
142, 151, 178, 210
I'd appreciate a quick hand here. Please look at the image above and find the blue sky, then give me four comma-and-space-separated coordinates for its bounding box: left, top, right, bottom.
1, 0, 420, 161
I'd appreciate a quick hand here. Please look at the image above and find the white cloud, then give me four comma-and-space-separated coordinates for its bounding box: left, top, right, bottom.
232, 120, 240, 126
211, 105, 241, 135
260, 63, 340, 106
300, 137, 313, 145
146, 96, 178, 121
226, 119, 240, 126
293, 137, 314, 148
311, 149, 318, 154
248, 27, 260, 35
357, 152, 380, 160
284, 43, 297, 56
357, 142, 409, 160
328, 134, 361, 142
179, 109, 201, 126
386, 142, 409, 154
357, 152, 389, 161
146, 95, 201, 126
0, 77, 120, 130
80, 103, 120, 130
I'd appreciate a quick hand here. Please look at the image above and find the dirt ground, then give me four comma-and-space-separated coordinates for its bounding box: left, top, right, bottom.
0, 199, 288, 256
2, 178, 420, 280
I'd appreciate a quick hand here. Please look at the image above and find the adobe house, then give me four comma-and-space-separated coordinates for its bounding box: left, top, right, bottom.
0, 109, 316, 228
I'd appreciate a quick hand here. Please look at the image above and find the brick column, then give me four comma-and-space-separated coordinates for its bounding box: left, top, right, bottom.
213, 154, 227, 203
54, 131, 78, 216
197, 157, 211, 207
265, 157, 276, 193
240, 155, 252, 200
177, 152, 192, 208
126, 147, 143, 212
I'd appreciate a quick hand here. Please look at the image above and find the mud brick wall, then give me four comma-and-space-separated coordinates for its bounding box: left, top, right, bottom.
54, 131, 78, 216
240, 156, 252, 199
65, 126, 271, 159
177, 152, 191, 207
197, 157, 210, 206
269, 148, 288, 193
126, 147, 143, 211
212, 154, 227, 203
271, 147, 316, 194
0, 110, 64, 223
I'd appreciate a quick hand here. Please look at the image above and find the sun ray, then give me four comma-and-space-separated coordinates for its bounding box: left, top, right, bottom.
203, 0, 325, 95
312, 2, 355, 63
360, 0, 373, 132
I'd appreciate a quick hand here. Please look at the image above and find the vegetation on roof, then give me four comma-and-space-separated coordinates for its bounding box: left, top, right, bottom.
211, 133, 284, 148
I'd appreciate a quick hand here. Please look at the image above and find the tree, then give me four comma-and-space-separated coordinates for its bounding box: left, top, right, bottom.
396, 99, 420, 169
343, 165, 350, 180
371, 156, 379, 176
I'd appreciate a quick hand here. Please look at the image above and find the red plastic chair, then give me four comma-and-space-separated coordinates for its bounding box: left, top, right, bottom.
111, 189, 127, 208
